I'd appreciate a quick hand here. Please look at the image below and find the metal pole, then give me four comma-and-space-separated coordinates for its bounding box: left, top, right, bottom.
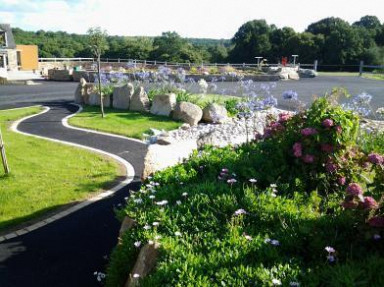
359, 61, 364, 76
0, 127, 10, 174
314, 60, 318, 71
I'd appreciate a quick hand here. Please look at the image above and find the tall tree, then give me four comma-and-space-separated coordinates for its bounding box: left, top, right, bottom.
87, 27, 109, 118
230, 20, 272, 63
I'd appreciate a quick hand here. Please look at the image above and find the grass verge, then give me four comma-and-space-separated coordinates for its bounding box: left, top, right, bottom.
362, 74, 384, 81
0, 107, 121, 231
69, 106, 183, 139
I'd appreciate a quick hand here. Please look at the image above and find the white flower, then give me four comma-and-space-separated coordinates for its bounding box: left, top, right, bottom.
180, 182, 184, 185
152, 221, 160, 226
290, 282, 300, 286
373, 234, 381, 240
155, 200, 168, 206
182, 192, 188, 197
249, 178, 257, 183
175, 231, 182, 236
227, 178, 237, 184
272, 278, 282, 285
148, 240, 154, 245
143, 224, 151, 230
376, 107, 384, 116
325, 246, 335, 253
149, 195, 155, 199
244, 234, 252, 241
134, 198, 143, 204
176, 200, 182, 205
124, 197, 129, 201
264, 238, 271, 244
134, 241, 141, 248
270, 184, 277, 188
234, 208, 247, 216
133, 273, 140, 278
271, 239, 280, 246
154, 235, 162, 240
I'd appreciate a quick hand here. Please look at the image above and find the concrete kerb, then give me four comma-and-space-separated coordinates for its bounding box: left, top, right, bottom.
63, 103, 146, 145
0, 106, 136, 242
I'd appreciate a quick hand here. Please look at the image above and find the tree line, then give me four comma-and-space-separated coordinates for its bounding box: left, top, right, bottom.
13, 15, 384, 67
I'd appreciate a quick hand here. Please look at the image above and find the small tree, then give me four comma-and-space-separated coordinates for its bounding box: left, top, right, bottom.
87, 27, 109, 118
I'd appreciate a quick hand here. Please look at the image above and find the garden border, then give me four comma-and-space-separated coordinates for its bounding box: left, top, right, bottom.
0, 106, 135, 242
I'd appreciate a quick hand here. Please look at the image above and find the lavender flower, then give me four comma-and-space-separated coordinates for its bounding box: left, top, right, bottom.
282, 90, 298, 101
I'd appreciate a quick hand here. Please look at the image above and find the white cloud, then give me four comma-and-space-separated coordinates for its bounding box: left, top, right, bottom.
1, 0, 383, 38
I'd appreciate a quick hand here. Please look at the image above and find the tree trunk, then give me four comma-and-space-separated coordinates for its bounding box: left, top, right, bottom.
0, 127, 10, 174
97, 55, 105, 118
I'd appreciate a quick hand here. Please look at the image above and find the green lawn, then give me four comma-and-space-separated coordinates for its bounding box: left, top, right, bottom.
0, 107, 120, 231
362, 73, 384, 81
69, 106, 183, 139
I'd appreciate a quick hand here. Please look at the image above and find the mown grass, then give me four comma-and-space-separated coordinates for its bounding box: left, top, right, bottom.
69, 106, 183, 139
0, 107, 120, 231
362, 73, 384, 81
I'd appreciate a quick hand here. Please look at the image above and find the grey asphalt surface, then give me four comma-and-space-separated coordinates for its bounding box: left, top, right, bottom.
0, 76, 383, 113
0, 103, 147, 287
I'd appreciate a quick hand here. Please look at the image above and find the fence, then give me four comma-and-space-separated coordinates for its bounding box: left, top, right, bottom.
40, 58, 383, 73
359, 61, 384, 76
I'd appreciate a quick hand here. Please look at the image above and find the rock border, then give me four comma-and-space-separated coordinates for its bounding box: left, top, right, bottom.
118, 216, 159, 287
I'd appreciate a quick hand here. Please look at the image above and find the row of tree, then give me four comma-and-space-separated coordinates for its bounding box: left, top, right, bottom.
13, 15, 384, 66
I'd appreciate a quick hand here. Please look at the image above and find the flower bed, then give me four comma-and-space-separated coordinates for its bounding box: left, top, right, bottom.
106, 95, 384, 286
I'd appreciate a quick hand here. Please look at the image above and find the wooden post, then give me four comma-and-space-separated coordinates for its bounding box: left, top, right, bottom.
359, 61, 364, 76
0, 127, 10, 174
314, 60, 318, 72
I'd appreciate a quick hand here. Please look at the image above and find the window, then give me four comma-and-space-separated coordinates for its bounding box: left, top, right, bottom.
0, 32, 6, 47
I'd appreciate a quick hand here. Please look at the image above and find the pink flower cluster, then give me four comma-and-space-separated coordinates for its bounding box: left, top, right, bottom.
301, 127, 318, 136
368, 153, 384, 165
293, 142, 302, 158
278, 112, 293, 123
322, 118, 334, 128
342, 183, 378, 211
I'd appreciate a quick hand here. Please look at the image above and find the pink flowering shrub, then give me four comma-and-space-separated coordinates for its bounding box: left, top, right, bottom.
259, 97, 361, 194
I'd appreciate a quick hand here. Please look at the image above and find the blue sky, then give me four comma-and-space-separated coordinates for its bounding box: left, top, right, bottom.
0, 0, 383, 38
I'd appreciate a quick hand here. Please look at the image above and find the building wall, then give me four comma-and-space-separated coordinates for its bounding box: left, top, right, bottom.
7, 49, 17, 71
16, 45, 38, 70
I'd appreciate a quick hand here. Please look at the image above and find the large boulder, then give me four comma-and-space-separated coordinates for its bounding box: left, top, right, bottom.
150, 94, 176, 116
74, 78, 87, 104
88, 93, 111, 107
202, 103, 228, 123
130, 86, 150, 112
172, 101, 203, 126
113, 83, 134, 110
298, 69, 318, 78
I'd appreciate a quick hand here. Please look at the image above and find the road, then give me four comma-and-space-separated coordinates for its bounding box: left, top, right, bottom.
0, 76, 383, 114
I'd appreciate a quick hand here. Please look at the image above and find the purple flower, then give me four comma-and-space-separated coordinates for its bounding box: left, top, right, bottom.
368, 153, 384, 165
322, 119, 334, 128
321, 144, 333, 153
373, 234, 381, 240
338, 177, 346, 186
293, 142, 302, 158
346, 183, 363, 196
325, 162, 338, 173
302, 154, 315, 163
368, 216, 384, 227
282, 90, 298, 101
360, 196, 378, 210
301, 127, 318, 136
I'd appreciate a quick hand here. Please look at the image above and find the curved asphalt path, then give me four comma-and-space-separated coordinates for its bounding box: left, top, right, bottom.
0, 103, 147, 287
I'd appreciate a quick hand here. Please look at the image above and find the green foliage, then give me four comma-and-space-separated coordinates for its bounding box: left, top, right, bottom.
107, 138, 383, 286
